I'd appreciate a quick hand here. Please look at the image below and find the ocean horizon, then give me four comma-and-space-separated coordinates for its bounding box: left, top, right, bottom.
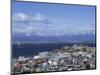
12, 43, 96, 58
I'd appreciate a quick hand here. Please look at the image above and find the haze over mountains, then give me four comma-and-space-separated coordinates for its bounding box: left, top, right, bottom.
13, 32, 95, 43
12, 13, 95, 43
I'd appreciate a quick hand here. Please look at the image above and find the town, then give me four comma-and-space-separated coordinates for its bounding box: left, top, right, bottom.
12, 44, 96, 74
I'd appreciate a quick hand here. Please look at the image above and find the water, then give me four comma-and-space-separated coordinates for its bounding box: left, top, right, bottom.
12, 43, 96, 58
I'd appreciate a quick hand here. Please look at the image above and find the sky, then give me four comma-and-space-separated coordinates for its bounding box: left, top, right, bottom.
12, 1, 96, 37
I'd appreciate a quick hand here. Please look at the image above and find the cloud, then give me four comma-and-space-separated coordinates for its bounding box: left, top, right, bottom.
12, 13, 95, 37
13, 13, 48, 22
33, 13, 47, 21
13, 13, 28, 21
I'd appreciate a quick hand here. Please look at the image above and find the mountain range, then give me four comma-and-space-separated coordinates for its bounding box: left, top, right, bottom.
13, 33, 95, 43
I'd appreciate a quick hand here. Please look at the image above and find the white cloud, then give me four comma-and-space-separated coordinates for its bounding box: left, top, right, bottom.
13, 13, 47, 21
13, 13, 28, 21
12, 13, 95, 36
33, 13, 47, 21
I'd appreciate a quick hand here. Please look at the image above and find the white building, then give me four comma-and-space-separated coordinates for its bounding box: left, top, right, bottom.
39, 52, 49, 58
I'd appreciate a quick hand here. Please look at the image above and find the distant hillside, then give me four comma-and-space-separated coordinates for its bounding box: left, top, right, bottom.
13, 33, 95, 43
